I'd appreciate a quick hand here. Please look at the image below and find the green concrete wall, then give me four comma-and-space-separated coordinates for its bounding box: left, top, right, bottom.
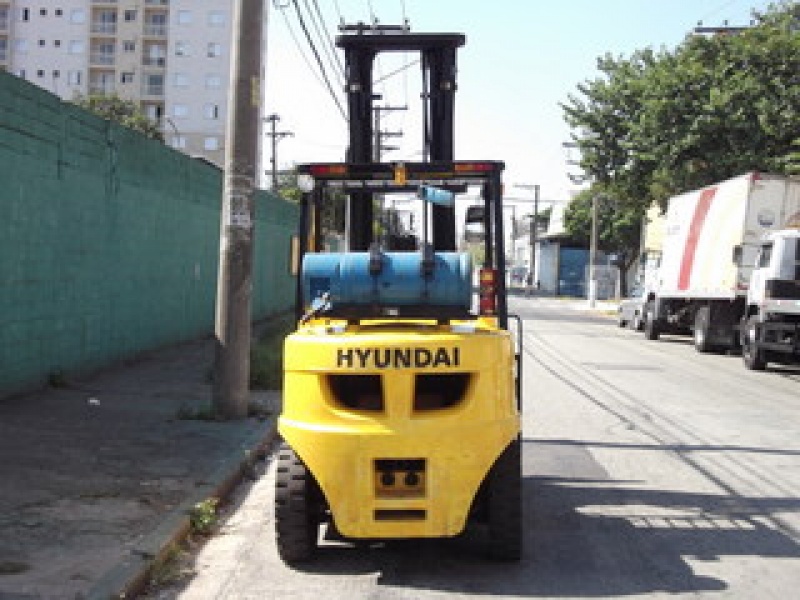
0, 72, 298, 397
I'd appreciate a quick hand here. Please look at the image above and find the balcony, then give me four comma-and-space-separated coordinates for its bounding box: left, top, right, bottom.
145, 0, 169, 5
142, 56, 166, 68
90, 22, 117, 35
89, 52, 115, 66
89, 82, 115, 95
142, 73, 165, 97
143, 23, 167, 37
142, 84, 164, 97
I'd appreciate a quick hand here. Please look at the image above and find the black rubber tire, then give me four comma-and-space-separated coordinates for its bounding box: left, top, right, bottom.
693, 306, 714, 353
643, 303, 660, 341
742, 316, 767, 371
617, 314, 627, 328
486, 438, 522, 561
275, 443, 321, 563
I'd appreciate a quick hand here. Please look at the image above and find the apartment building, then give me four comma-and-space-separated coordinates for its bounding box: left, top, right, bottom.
0, 0, 235, 167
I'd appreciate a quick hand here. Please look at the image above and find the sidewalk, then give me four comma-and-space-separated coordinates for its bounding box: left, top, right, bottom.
0, 337, 279, 600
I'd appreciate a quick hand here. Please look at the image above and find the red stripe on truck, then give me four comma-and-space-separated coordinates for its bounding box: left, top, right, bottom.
678, 187, 717, 291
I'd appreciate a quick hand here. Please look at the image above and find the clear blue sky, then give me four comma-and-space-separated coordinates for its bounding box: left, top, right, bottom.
264, 0, 776, 204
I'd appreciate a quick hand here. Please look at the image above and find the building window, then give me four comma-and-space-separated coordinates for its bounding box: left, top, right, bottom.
205, 74, 222, 88
40, 8, 47, 17
207, 43, 222, 58
123, 41, 135, 52
173, 73, 189, 87
68, 71, 82, 85
68, 40, 84, 54
55, 9, 63, 17
54, 40, 61, 48
208, 11, 225, 26
38, 39, 45, 47
173, 104, 189, 118
143, 73, 164, 96
124, 10, 137, 22
20, 8, 29, 21
14, 39, 28, 54
121, 72, 134, 84
172, 136, 187, 149
16, 69, 26, 79
204, 104, 219, 119
175, 41, 190, 56
70, 9, 85, 24
177, 10, 192, 25
204, 137, 220, 151
53, 70, 60, 78
36, 70, 44, 78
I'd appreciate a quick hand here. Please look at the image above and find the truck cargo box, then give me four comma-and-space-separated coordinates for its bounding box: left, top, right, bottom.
657, 172, 800, 300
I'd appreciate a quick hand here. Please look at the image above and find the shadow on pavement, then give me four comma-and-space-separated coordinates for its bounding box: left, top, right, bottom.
286, 438, 799, 597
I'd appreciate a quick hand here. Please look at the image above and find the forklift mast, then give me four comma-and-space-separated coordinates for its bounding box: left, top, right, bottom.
336, 29, 465, 251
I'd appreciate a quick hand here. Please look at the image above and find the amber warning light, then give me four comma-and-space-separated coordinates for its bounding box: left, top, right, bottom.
479, 268, 497, 316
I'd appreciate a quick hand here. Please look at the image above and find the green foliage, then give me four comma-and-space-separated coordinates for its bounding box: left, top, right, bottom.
189, 498, 219, 536
562, 1, 800, 219
277, 167, 346, 238
73, 93, 164, 141
249, 313, 296, 390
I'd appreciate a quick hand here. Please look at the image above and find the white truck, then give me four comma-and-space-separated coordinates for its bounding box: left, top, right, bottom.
643, 172, 800, 370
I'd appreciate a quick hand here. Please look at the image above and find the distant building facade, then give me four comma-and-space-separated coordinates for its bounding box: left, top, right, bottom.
0, 0, 235, 167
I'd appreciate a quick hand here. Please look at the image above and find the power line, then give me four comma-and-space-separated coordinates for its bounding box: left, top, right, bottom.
332, 0, 345, 27
291, 0, 348, 121
310, 0, 345, 80
274, 0, 329, 91
304, 0, 345, 85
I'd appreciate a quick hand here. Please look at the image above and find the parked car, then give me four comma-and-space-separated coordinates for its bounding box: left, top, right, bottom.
617, 285, 646, 331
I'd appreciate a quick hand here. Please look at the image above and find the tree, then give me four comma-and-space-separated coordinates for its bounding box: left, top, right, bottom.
561, 1, 799, 291
562, 189, 643, 294
73, 94, 163, 141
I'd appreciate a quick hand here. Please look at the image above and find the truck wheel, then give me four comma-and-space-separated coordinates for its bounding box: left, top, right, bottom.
632, 311, 644, 332
275, 443, 322, 563
742, 316, 767, 371
486, 438, 522, 561
643, 303, 660, 341
693, 306, 714, 353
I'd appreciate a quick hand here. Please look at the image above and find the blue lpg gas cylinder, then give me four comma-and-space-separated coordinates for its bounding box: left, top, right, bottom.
302, 251, 473, 310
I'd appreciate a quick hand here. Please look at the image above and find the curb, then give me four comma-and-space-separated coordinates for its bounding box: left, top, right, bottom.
87, 419, 279, 600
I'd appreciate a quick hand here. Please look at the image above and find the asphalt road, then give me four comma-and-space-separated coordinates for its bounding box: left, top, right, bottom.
149, 298, 800, 599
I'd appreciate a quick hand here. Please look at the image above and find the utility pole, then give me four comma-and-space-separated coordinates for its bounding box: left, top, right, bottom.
264, 113, 293, 190
515, 183, 540, 285
372, 103, 406, 161
213, 0, 264, 419
372, 103, 405, 241
588, 195, 599, 307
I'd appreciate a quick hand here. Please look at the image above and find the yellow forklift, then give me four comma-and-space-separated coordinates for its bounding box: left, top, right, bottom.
274, 28, 522, 563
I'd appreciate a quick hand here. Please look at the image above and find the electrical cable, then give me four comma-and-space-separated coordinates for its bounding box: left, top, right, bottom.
332, 0, 344, 27
305, 0, 345, 84
274, 0, 328, 91
291, 0, 348, 121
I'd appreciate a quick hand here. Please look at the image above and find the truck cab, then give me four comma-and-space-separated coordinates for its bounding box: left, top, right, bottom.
742, 228, 800, 370
747, 230, 800, 317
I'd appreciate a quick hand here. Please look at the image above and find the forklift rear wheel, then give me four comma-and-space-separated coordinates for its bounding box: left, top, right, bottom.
486, 438, 522, 561
275, 443, 322, 563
